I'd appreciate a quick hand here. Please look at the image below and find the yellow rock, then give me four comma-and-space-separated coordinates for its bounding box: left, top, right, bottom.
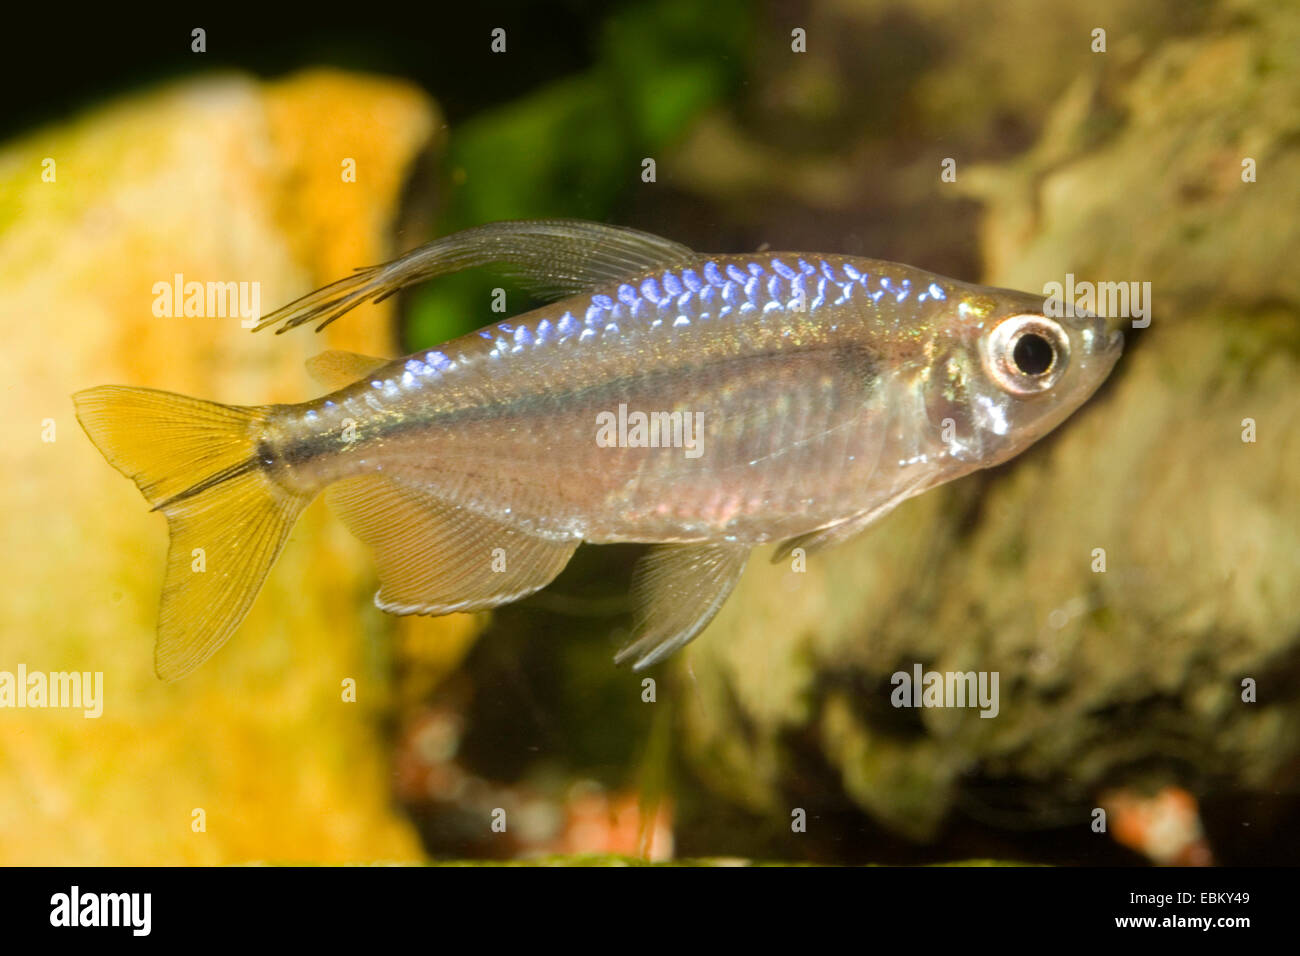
0, 69, 465, 864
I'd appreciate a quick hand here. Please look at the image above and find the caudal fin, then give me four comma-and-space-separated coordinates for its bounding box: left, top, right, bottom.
73, 386, 309, 680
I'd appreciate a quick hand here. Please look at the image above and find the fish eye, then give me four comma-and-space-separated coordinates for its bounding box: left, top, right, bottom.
982, 314, 1069, 396
1013, 332, 1054, 375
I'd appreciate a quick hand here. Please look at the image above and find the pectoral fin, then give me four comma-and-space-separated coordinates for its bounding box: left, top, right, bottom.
771, 479, 937, 564
615, 543, 750, 670
771, 509, 887, 564
326, 476, 578, 614
256, 219, 695, 334
305, 350, 390, 389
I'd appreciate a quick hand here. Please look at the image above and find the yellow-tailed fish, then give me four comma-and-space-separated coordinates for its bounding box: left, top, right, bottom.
74, 219, 1122, 679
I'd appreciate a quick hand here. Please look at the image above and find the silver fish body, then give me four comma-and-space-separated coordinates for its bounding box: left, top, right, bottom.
269, 253, 1118, 545
75, 221, 1122, 678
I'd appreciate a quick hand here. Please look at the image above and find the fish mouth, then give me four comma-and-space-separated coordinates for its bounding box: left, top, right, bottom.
1070, 319, 1123, 385
1094, 327, 1124, 376
1084, 314, 1124, 359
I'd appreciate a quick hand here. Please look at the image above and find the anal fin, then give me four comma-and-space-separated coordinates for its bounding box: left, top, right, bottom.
615, 543, 750, 670
326, 476, 577, 614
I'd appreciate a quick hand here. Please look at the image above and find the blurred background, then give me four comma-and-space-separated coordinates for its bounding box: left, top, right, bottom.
1, 0, 1297, 864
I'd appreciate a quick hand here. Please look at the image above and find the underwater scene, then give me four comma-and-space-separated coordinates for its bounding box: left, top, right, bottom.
0, 0, 1296, 896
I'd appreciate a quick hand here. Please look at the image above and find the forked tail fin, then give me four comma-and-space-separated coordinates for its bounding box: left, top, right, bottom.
73, 386, 310, 680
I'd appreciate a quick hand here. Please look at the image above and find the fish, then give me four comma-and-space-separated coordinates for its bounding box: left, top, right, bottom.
73, 219, 1123, 680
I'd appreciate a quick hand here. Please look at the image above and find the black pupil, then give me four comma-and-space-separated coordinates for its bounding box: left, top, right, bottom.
1012, 333, 1054, 375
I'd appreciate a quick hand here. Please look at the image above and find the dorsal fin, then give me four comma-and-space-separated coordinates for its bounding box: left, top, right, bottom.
255, 219, 696, 334
304, 350, 390, 389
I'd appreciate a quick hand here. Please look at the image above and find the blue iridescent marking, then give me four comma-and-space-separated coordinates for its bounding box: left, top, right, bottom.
726, 263, 747, 283
811, 276, 828, 310
585, 304, 604, 326
324, 400, 336, 408
305, 409, 318, 420
843, 262, 862, 281
744, 276, 760, 301
579, 328, 595, 342
739, 301, 757, 315
797, 258, 816, 275
763, 300, 783, 314
768, 275, 784, 299
928, 282, 946, 300
478, 330, 493, 339
704, 262, 725, 286
592, 294, 615, 310
722, 282, 738, 305
514, 325, 533, 345
603, 322, 620, 335
641, 278, 662, 303
681, 269, 702, 292
819, 260, 837, 281
558, 312, 578, 336
673, 315, 690, 327
370, 380, 383, 389
663, 272, 683, 296
747, 262, 764, 277
401, 371, 416, 387
497, 322, 513, 333
772, 258, 796, 280
617, 283, 637, 306
535, 319, 553, 340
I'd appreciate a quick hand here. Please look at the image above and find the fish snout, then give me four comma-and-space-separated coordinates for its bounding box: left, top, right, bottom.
1078, 312, 1123, 360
